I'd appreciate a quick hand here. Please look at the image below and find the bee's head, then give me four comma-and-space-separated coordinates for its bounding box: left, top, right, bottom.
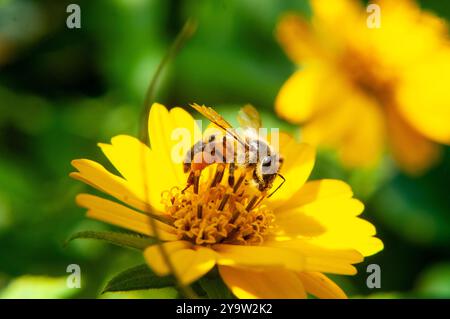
255, 154, 284, 191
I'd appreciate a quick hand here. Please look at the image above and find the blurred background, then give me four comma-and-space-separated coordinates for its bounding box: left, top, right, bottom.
0, 0, 449, 298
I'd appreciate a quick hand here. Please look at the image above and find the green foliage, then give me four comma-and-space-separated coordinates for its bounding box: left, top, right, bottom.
198, 276, 234, 299
66, 231, 157, 251
100, 287, 179, 299
103, 264, 173, 293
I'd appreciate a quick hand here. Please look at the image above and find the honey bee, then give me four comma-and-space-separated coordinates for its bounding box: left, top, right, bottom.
183, 104, 285, 197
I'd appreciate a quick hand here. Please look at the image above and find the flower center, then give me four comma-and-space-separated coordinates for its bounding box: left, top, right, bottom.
341, 47, 397, 106
161, 166, 275, 246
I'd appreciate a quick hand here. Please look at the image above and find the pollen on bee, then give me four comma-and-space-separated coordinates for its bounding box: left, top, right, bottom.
160, 165, 275, 245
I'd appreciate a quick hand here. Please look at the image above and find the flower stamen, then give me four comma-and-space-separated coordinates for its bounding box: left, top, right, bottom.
161, 165, 275, 245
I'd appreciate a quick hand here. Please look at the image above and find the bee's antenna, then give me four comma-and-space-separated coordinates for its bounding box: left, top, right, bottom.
267, 174, 286, 198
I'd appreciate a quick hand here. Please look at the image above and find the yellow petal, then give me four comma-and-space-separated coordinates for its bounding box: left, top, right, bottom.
98, 135, 167, 210
275, 206, 381, 257
275, 63, 349, 125
310, 0, 362, 44
285, 179, 353, 208
299, 89, 384, 168
273, 210, 326, 238
311, 235, 384, 257
219, 266, 307, 299
144, 241, 191, 274
266, 240, 362, 275
213, 244, 305, 272
374, 0, 448, 70
275, 179, 354, 211
269, 133, 315, 204
281, 194, 365, 220
276, 68, 321, 123
300, 96, 357, 147
386, 105, 441, 174
76, 194, 177, 241
271, 178, 382, 256
276, 13, 322, 64
298, 272, 347, 299
98, 135, 152, 187
70, 159, 159, 214
304, 218, 384, 257
148, 103, 201, 187
273, 198, 364, 239
144, 242, 216, 285
338, 100, 385, 168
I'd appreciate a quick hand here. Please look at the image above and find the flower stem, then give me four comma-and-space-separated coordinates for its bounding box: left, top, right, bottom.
140, 18, 197, 144
139, 18, 199, 299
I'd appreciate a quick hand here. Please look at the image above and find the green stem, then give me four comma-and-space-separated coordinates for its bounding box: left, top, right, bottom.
140, 18, 197, 144
139, 18, 199, 299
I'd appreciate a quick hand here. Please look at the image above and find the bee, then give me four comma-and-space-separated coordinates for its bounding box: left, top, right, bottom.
183, 104, 285, 198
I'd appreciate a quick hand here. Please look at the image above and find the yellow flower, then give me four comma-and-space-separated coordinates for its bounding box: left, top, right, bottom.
276, 0, 450, 173
70, 103, 382, 298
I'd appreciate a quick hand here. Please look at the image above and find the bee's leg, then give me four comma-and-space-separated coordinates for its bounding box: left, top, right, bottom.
233, 172, 246, 193
228, 162, 236, 187
182, 170, 195, 193
246, 195, 258, 211
253, 192, 267, 208
210, 163, 226, 188
218, 162, 233, 210
182, 169, 201, 194
218, 194, 230, 211
193, 170, 201, 194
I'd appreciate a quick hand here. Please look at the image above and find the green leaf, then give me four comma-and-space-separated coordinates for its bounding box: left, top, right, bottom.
65, 230, 156, 251
101, 287, 179, 299
103, 264, 173, 293
198, 276, 234, 299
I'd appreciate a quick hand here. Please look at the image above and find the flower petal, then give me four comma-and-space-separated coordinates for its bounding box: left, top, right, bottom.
148, 103, 201, 187
98, 135, 168, 210
213, 244, 305, 272
266, 240, 362, 275
300, 100, 354, 148
98, 135, 152, 188
298, 272, 347, 299
275, 179, 355, 211
310, 0, 362, 43
219, 266, 307, 299
273, 210, 326, 238
144, 242, 216, 285
270, 179, 353, 212
395, 51, 450, 145
386, 105, 441, 174
275, 64, 339, 124
76, 194, 177, 241
70, 159, 159, 214
276, 13, 323, 64
144, 241, 191, 274
269, 134, 315, 205
270, 179, 382, 256
311, 234, 384, 258
338, 100, 384, 168
274, 211, 378, 253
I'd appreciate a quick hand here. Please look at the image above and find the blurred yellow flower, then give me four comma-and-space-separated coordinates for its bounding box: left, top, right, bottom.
276, 0, 450, 173
71, 103, 382, 298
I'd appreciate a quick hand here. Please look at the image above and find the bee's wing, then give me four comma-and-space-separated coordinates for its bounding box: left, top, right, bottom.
237, 104, 262, 130
190, 103, 247, 147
